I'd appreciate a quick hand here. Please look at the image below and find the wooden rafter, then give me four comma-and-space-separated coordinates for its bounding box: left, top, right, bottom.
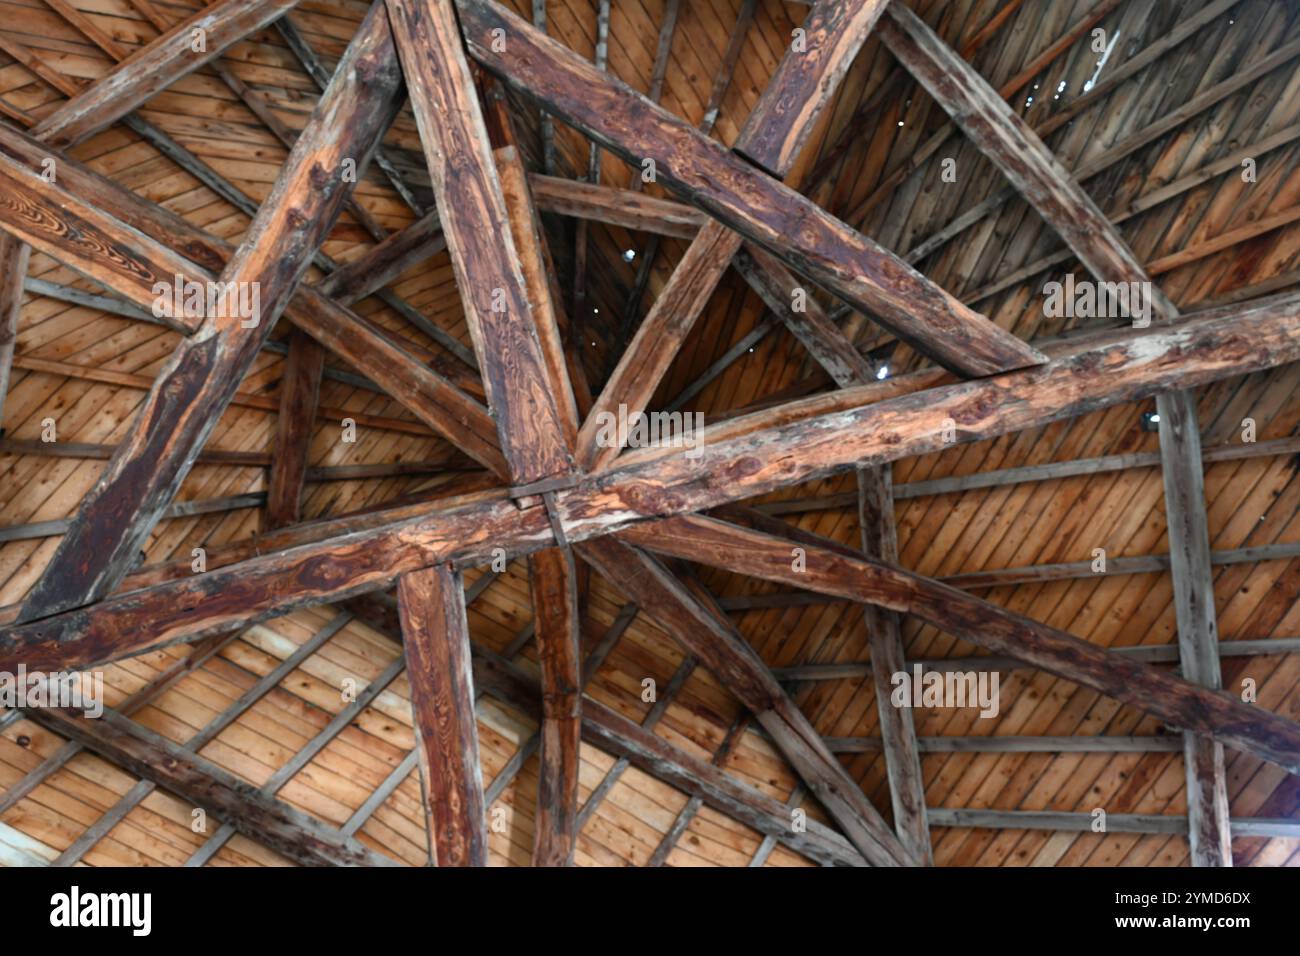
31, 0, 304, 149
388, 0, 570, 485
399, 563, 488, 867
0, 0, 1298, 870
25, 705, 393, 867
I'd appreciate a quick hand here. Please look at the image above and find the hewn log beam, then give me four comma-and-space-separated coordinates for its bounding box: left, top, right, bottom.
25, 706, 393, 866
4, 300, 1299, 670
388, 0, 570, 485
265, 331, 325, 529
618, 514, 1300, 776
1158, 390, 1232, 866
16, 2, 407, 623
31, 0, 303, 149
527, 174, 705, 239
527, 546, 582, 865
399, 564, 488, 866
578, 537, 913, 865
0, 234, 28, 431
855, 468, 932, 863
458, 0, 1044, 386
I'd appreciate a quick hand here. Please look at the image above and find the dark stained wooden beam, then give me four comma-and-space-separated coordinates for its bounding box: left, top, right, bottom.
527, 174, 705, 239
618, 514, 1300, 776
265, 331, 326, 530
457, 0, 1044, 383
31, 0, 304, 149
527, 546, 582, 865
6, 299, 1300, 674
0, 234, 28, 431
317, 209, 444, 305
734, 243, 874, 389
1157, 390, 1232, 866
16, 2, 406, 622
387, 0, 570, 485
398, 564, 488, 866
578, 537, 914, 865
0, 122, 505, 474
25, 706, 393, 866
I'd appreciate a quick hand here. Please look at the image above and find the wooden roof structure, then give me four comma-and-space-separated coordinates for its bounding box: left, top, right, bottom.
0, 0, 1298, 868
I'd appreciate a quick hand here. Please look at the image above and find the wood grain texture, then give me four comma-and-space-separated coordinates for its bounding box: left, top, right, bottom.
18, 1, 407, 623
618, 514, 1300, 775
878, 3, 1174, 313
26, 707, 393, 867
387, 0, 570, 485
457, 0, 1043, 377
578, 537, 914, 866
1157, 389, 1232, 866
399, 564, 488, 866
733, 0, 890, 176
0, 233, 29, 432
317, 209, 444, 305
527, 546, 581, 865
855, 468, 932, 864
266, 331, 326, 530
528, 174, 706, 239
6, 301, 1300, 673
734, 243, 874, 389
31, 0, 304, 149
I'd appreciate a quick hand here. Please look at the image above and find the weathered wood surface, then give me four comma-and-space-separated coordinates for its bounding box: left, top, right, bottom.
388, 0, 570, 485
266, 331, 326, 530
734, 243, 874, 389
618, 515, 1300, 775
0, 234, 29, 431
527, 546, 582, 866
528, 174, 705, 239
318, 209, 444, 305
1157, 389, 1232, 866
0, 124, 505, 474
578, 537, 913, 866
456, 0, 1043, 378
17, 2, 407, 623
26, 706, 393, 866
5, 301, 1300, 672
855, 467, 932, 864
31, 0, 304, 149
494, 144, 582, 445
399, 564, 488, 867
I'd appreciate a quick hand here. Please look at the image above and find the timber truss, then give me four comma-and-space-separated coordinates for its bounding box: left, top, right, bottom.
0, 0, 1298, 868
